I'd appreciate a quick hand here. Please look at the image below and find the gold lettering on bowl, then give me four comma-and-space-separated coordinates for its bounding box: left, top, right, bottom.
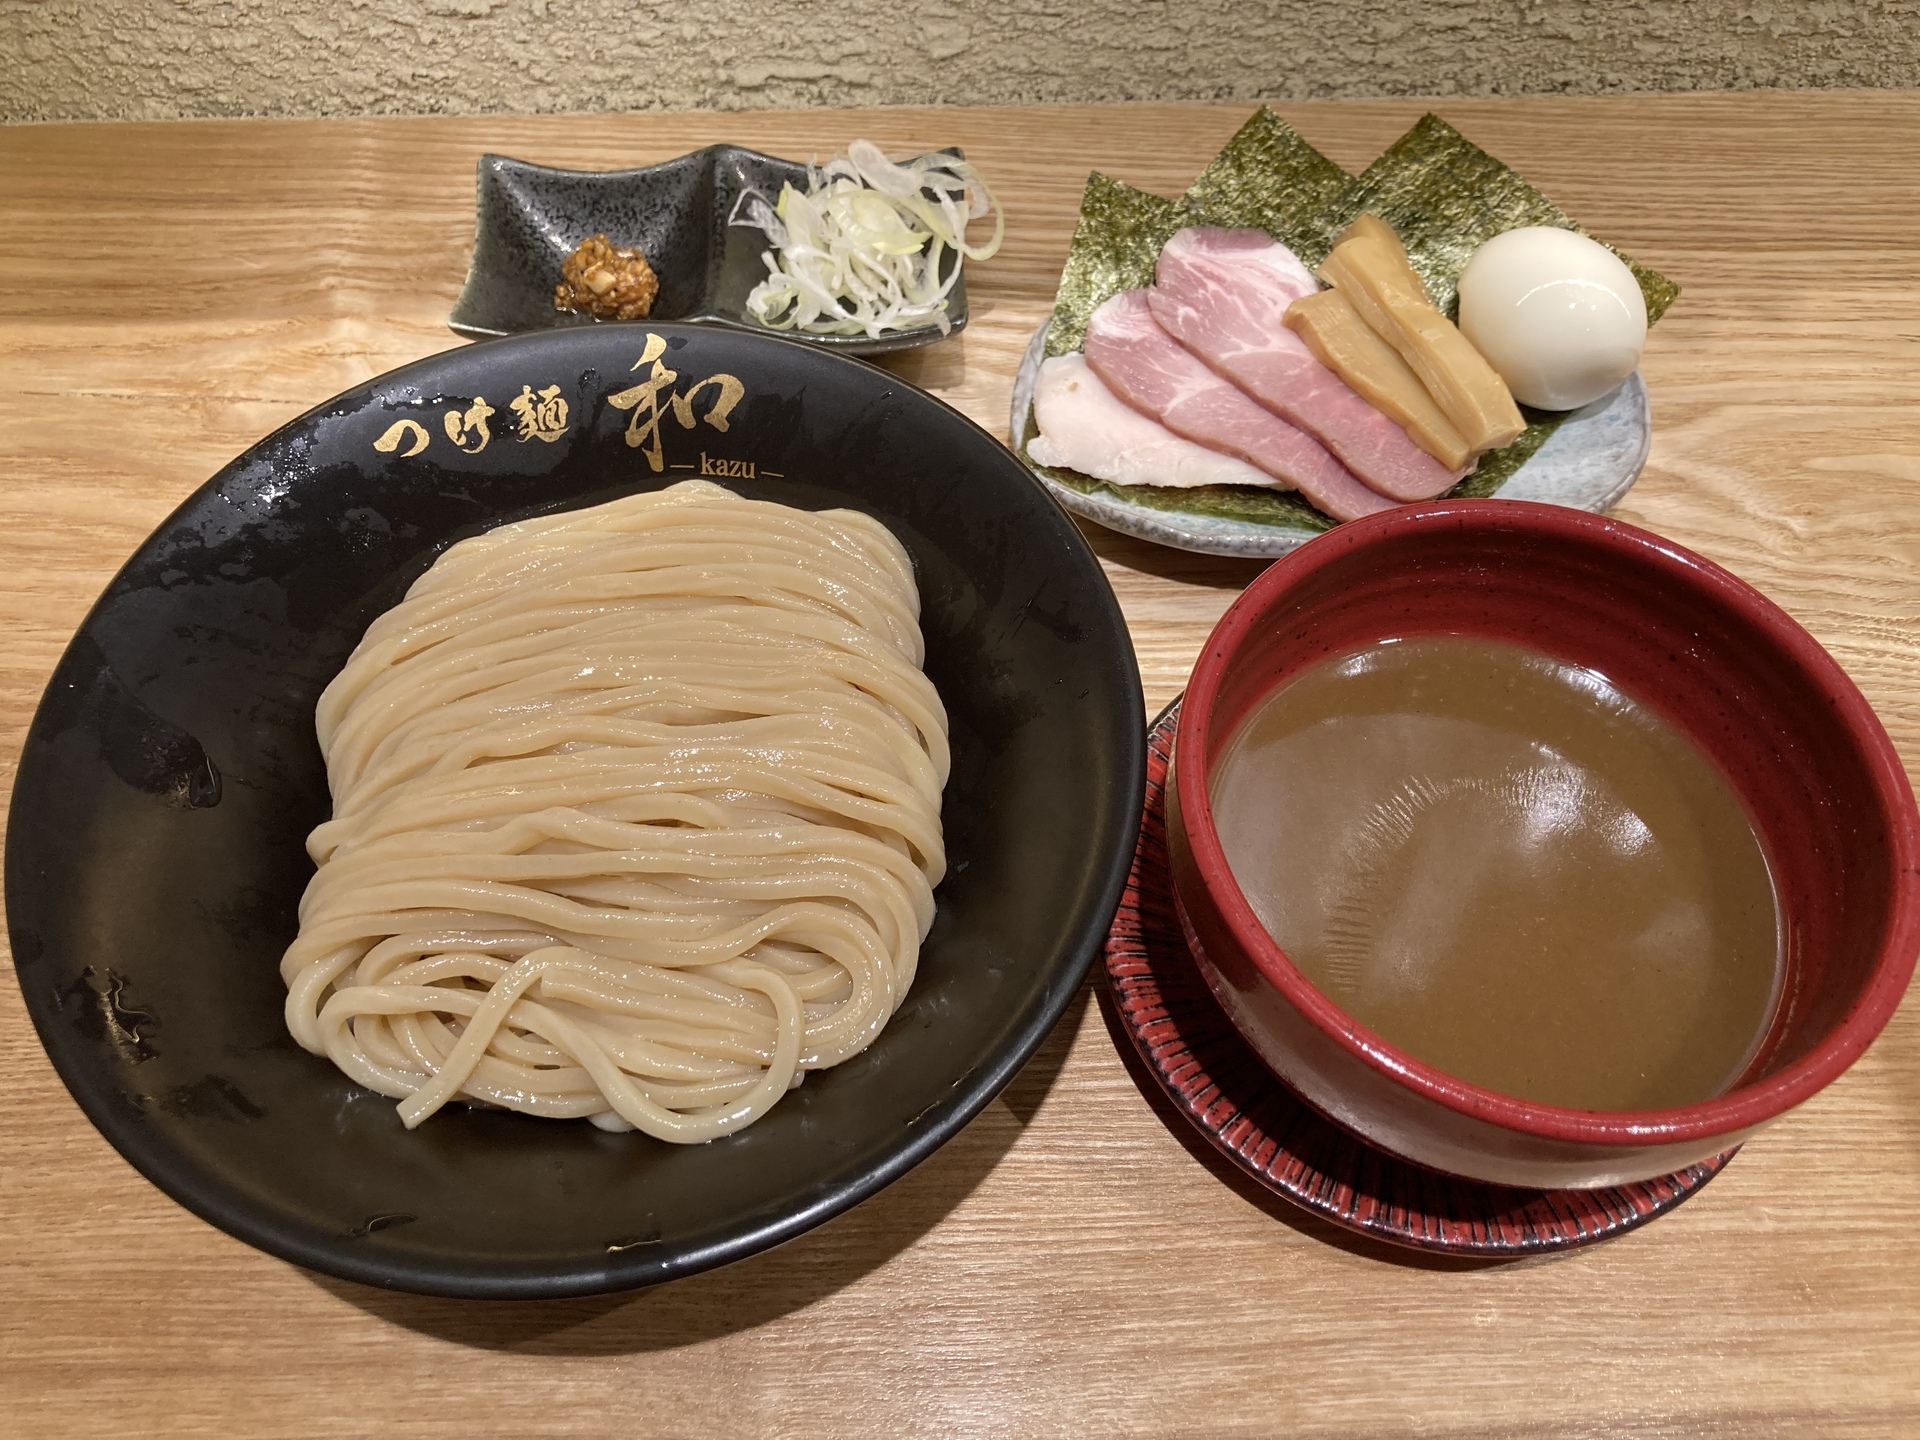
372, 419, 430, 457
608, 333, 749, 473
698, 452, 757, 479
443, 397, 495, 454
510, 384, 569, 443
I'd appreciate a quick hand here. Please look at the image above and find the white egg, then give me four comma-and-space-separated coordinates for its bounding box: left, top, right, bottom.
1457, 227, 1648, 411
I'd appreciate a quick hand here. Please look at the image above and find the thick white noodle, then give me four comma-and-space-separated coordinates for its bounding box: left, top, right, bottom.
281, 480, 948, 1142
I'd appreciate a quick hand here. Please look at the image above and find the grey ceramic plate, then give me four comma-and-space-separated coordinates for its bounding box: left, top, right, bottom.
449, 147, 967, 356
1009, 322, 1652, 558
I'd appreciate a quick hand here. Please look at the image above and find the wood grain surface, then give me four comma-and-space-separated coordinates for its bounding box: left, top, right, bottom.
3, 91, 1919, 1439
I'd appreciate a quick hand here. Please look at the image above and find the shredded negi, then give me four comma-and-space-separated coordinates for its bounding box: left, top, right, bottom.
731, 140, 1003, 339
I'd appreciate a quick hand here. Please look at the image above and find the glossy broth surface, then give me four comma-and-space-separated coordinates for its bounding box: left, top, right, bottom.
1211, 636, 1780, 1111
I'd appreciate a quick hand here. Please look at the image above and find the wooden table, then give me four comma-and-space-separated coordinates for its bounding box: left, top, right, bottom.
4, 91, 1918, 1437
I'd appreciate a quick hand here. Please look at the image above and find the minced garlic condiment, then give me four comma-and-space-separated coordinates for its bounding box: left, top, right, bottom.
554, 234, 660, 322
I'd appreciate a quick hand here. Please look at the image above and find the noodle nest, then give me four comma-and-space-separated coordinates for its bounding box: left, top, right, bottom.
280, 480, 948, 1142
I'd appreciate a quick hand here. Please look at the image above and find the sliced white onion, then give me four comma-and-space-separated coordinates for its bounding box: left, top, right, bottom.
730, 142, 1004, 340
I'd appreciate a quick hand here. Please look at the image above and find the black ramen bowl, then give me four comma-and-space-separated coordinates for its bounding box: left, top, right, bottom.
6, 323, 1144, 1299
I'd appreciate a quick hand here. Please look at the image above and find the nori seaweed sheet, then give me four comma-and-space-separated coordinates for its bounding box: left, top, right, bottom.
1329, 114, 1680, 323
1182, 107, 1353, 262
1032, 108, 1677, 531
1042, 173, 1185, 360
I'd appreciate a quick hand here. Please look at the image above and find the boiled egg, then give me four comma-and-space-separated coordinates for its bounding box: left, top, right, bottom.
1457, 227, 1647, 411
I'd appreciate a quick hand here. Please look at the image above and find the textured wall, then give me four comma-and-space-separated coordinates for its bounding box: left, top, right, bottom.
5, 0, 1919, 124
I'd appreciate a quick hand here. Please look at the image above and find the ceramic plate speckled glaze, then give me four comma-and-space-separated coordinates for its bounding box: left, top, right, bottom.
1010, 322, 1651, 558
7, 324, 1145, 1299
1104, 700, 1732, 1255
449, 148, 968, 355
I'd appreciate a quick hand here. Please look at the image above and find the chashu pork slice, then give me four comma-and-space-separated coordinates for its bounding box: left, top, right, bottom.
1147, 226, 1466, 502
1083, 289, 1396, 523
1026, 352, 1285, 490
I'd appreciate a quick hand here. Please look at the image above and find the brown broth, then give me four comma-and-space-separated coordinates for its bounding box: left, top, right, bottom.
1210, 636, 1781, 1111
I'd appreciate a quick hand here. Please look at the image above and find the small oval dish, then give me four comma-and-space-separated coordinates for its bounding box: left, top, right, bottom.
449, 148, 968, 356
1009, 321, 1650, 558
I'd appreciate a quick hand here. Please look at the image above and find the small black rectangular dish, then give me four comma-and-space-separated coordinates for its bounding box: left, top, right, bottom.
449, 146, 968, 356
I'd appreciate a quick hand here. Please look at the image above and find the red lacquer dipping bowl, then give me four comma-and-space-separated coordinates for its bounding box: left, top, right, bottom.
1168, 499, 1920, 1190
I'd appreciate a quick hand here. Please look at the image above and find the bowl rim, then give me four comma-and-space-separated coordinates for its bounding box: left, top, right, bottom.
1173, 497, 1920, 1146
